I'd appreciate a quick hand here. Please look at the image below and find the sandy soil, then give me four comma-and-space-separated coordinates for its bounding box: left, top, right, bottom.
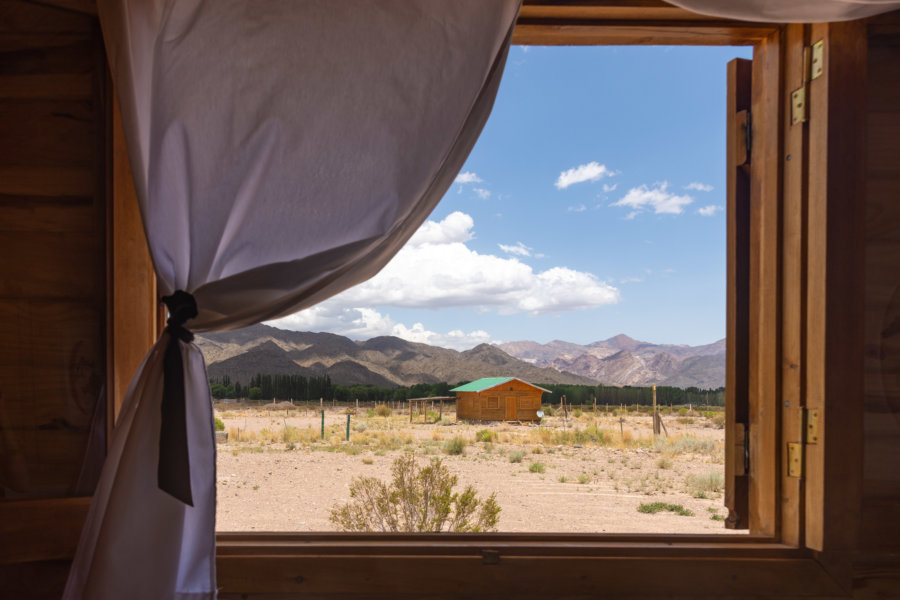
214, 404, 736, 534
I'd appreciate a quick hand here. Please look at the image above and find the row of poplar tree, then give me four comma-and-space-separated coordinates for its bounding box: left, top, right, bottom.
208, 373, 724, 407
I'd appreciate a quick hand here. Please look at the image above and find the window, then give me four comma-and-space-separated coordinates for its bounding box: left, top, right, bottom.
486, 396, 499, 409
213, 16, 861, 598
98, 11, 865, 600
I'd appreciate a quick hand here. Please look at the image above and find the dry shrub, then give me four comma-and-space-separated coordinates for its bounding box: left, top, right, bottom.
227, 428, 258, 443
329, 455, 500, 532
374, 404, 392, 417
686, 470, 724, 498
442, 436, 467, 455
475, 429, 498, 443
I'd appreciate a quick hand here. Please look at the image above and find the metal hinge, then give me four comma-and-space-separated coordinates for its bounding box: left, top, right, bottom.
787, 408, 819, 478
791, 40, 824, 126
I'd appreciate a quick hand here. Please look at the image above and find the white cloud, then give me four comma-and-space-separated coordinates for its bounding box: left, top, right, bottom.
555, 161, 614, 189
612, 182, 693, 216
272, 211, 620, 345
498, 242, 533, 257
685, 182, 713, 192
567, 204, 587, 213
697, 204, 722, 217
408, 211, 474, 246
602, 183, 618, 193
454, 171, 482, 184
473, 188, 491, 200
268, 306, 494, 351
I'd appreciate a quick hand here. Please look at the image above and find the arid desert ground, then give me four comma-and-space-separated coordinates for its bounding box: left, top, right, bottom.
214, 402, 737, 534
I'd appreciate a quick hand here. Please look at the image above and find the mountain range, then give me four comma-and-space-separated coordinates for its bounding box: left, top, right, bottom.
496, 334, 725, 389
196, 325, 725, 389
196, 324, 599, 388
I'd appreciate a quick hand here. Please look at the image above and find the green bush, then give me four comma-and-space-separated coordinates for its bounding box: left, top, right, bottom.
475, 429, 498, 443
637, 502, 693, 516
543, 406, 556, 417
442, 436, 467, 456
508, 450, 525, 463
528, 462, 546, 474
214, 417, 225, 432
330, 455, 500, 532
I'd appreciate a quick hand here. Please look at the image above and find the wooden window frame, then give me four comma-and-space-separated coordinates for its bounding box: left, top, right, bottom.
208, 12, 864, 599
1, 2, 869, 599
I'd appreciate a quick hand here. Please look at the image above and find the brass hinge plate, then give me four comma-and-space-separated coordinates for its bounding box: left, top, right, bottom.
788, 442, 803, 478
804, 408, 819, 444
811, 40, 824, 80
791, 86, 807, 125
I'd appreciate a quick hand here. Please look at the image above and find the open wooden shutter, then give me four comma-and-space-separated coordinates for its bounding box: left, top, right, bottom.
725, 57, 751, 530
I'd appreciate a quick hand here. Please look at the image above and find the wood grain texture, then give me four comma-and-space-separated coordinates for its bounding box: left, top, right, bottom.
748, 31, 782, 539
805, 21, 867, 566
725, 57, 751, 531
215, 552, 843, 599
0, 497, 89, 564
0, 0, 106, 500
860, 21, 900, 555
512, 22, 777, 45
779, 23, 808, 549
106, 93, 158, 426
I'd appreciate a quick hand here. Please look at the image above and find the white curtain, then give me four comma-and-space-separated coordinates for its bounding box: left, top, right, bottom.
667, 0, 900, 22
64, 2, 520, 598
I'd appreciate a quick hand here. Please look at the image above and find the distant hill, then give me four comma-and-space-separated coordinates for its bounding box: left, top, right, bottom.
496, 334, 725, 388
197, 324, 599, 388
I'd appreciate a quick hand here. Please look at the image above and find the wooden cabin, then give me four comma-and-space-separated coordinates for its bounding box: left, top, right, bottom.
1, 1, 900, 598
451, 377, 548, 422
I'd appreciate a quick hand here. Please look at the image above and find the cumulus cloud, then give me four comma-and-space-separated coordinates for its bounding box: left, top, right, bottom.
275, 210, 619, 335
473, 188, 491, 200
333, 212, 618, 313
498, 241, 533, 257
685, 182, 713, 192
697, 204, 722, 217
555, 161, 614, 189
612, 182, 693, 216
454, 171, 482, 184
269, 306, 494, 351
602, 183, 618, 193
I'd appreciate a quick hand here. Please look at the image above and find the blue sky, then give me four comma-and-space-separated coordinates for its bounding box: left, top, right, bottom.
270, 45, 753, 349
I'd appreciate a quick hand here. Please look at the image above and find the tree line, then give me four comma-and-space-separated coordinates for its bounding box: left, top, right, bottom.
209, 373, 725, 407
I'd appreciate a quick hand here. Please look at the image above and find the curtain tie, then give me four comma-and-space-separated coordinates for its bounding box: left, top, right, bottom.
159, 290, 197, 506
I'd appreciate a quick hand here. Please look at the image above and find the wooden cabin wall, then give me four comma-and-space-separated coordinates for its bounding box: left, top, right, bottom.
0, 1, 107, 597
456, 382, 541, 421
861, 21, 900, 556
0, 0, 106, 502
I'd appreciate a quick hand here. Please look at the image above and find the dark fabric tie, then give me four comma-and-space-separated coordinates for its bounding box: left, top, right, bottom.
158, 290, 198, 506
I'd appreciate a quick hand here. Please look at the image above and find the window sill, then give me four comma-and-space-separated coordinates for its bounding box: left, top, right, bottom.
215, 532, 844, 599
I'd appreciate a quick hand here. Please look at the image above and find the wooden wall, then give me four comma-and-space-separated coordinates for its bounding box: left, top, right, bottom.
861, 21, 900, 555
0, 0, 107, 500
456, 380, 542, 421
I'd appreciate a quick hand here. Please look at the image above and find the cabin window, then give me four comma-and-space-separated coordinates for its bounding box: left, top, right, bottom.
486, 396, 499, 409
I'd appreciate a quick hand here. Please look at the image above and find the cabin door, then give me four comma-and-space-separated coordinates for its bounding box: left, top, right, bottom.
504, 396, 517, 420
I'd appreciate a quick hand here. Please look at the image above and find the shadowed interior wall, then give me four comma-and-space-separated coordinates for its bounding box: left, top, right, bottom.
862, 22, 900, 554
0, 2, 107, 596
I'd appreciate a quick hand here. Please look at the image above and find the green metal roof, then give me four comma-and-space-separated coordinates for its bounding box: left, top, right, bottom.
450, 377, 550, 393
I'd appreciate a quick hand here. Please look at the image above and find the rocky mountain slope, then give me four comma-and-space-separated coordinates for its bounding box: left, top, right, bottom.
496, 334, 725, 389
197, 324, 599, 388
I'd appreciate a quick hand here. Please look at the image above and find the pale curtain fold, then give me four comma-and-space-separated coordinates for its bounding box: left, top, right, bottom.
667, 0, 900, 22
63, 2, 520, 599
